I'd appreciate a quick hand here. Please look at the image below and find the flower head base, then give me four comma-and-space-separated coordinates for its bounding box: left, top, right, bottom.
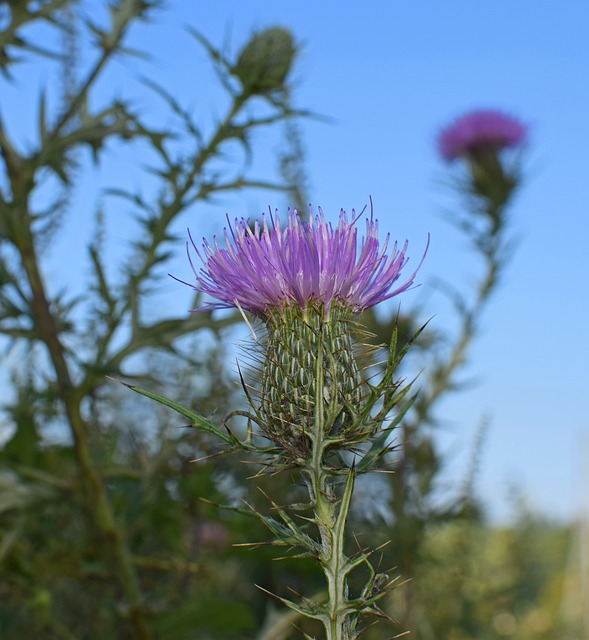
438, 109, 527, 162
260, 304, 364, 458
186, 206, 422, 320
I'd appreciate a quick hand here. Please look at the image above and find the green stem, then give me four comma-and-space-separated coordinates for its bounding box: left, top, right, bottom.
304, 444, 357, 639
8, 204, 152, 639
315, 469, 354, 639
304, 345, 355, 640
393, 201, 508, 632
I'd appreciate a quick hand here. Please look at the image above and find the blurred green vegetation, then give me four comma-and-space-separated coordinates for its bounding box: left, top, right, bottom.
0, 1, 582, 639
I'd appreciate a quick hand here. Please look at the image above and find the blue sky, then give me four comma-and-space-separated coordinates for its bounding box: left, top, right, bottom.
3, 0, 589, 522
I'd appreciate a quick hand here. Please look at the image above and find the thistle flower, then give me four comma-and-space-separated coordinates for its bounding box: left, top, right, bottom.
438, 109, 527, 162
170, 208, 426, 637
439, 110, 528, 212
186, 206, 421, 320
181, 206, 424, 459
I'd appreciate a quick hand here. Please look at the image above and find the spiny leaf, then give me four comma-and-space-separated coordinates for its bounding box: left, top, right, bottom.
255, 584, 326, 622
108, 377, 241, 447
356, 394, 417, 472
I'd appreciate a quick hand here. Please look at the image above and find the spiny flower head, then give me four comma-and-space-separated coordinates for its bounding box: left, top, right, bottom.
439, 109, 528, 162
184, 206, 423, 320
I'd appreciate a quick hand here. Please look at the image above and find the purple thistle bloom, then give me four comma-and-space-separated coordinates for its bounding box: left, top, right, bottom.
182, 206, 425, 319
438, 109, 528, 162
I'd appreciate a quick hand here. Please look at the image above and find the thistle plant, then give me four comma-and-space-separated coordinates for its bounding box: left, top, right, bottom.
1, 2, 310, 636
129, 206, 426, 638
0, 2, 537, 636
381, 108, 529, 634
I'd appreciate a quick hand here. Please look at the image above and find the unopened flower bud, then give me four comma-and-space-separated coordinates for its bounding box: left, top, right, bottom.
234, 27, 296, 95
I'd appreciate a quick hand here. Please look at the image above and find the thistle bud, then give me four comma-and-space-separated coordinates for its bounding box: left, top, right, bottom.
234, 27, 296, 95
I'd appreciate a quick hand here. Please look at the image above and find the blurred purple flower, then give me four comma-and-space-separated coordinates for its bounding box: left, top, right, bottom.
181, 207, 425, 319
438, 110, 528, 161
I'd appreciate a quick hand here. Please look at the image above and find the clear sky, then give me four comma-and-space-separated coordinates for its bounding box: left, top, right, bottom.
3, 0, 589, 522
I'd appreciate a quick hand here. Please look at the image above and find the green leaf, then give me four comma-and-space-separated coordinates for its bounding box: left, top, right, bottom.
356, 393, 416, 472
38, 88, 47, 142
108, 377, 241, 447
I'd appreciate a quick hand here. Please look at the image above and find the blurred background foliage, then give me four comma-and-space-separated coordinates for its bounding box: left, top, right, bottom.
0, 1, 584, 638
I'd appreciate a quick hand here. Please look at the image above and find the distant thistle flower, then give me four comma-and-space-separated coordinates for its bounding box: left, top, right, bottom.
439, 110, 528, 212
438, 109, 527, 162
186, 207, 420, 320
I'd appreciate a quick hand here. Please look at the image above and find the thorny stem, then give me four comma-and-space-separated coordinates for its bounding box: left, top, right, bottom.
303, 343, 355, 640
309, 464, 355, 640
394, 199, 509, 632
2, 40, 154, 632
0, 9, 160, 637
8, 203, 153, 639
49, 0, 139, 140
415, 206, 505, 423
